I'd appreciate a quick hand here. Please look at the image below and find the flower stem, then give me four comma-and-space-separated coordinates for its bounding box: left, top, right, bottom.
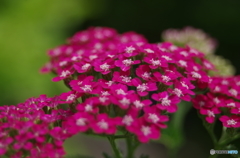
126, 136, 140, 158
108, 136, 122, 158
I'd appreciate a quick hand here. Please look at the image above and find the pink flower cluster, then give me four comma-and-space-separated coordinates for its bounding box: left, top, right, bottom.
41, 27, 213, 143
192, 76, 240, 127
0, 95, 71, 158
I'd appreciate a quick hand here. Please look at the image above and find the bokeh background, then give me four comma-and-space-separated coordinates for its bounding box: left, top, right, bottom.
1, 0, 240, 158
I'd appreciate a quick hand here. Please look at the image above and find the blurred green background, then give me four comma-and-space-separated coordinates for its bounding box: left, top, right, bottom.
1, 0, 240, 158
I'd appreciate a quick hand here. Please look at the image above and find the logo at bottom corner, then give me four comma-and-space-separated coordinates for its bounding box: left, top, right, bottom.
210, 149, 215, 155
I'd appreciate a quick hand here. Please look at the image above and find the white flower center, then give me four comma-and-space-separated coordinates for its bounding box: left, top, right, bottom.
85, 104, 93, 112
193, 66, 199, 71
141, 126, 151, 136
116, 89, 127, 95
101, 91, 110, 96
142, 72, 151, 79
179, 60, 187, 67
82, 63, 91, 70
229, 89, 238, 96
207, 110, 215, 117
125, 46, 136, 53
81, 85, 92, 92
99, 97, 108, 103
120, 76, 132, 83
162, 75, 170, 82
89, 55, 98, 60
191, 72, 201, 79
133, 100, 144, 108
227, 102, 235, 107
76, 118, 86, 126
161, 97, 171, 106
59, 61, 67, 67
94, 43, 102, 49
106, 81, 114, 86
221, 80, 229, 85
162, 55, 172, 61
181, 81, 189, 89
144, 48, 154, 53
137, 83, 148, 92
227, 119, 237, 126
66, 94, 76, 102
214, 86, 220, 92
97, 120, 108, 129
122, 59, 133, 66
122, 115, 133, 126
60, 70, 70, 78
173, 88, 182, 97
119, 98, 130, 106
148, 113, 159, 123
150, 59, 160, 66
180, 51, 188, 57
213, 97, 220, 104
169, 45, 177, 51
100, 63, 110, 71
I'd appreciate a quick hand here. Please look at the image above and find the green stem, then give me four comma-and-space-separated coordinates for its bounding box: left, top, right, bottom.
205, 123, 218, 147
126, 136, 140, 158
126, 137, 133, 158
108, 136, 122, 158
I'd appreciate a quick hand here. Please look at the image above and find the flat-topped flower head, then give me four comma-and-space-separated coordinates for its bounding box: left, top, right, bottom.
38, 26, 220, 146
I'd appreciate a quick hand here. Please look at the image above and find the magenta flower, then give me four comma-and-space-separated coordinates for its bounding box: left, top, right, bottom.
70, 75, 99, 94
200, 107, 221, 123
94, 58, 115, 75
130, 94, 152, 110
192, 94, 214, 109
113, 70, 133, 86
91, 114, 121, 134
131, 78, 157, 96
143, 106, 169, 128
143, 55, 168, 69
52, 69, 73, 82
153, 71, 179, 86
110, 83, 134, 97
219, 115, 240, 128
134, 119, 160, 143
152, 92, 180, 113
59, 91, 81, 104
76, 98, 99, 113
115, 58, 140, 71
119, 44, 140, 57
63, 112, 94, 134
74, 61, 92, 73
136, 65, 153, 81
